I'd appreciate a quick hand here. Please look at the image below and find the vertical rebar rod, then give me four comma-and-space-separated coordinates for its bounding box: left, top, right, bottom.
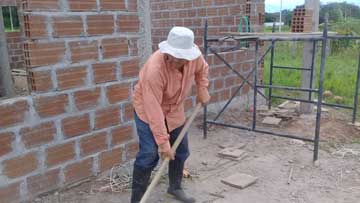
203, 19, 208, 139
309, 41, 317, 101
252, 40, 259, 130
314, 19, 328, 162
268, 40, 275, 109
352, 53, 360, 123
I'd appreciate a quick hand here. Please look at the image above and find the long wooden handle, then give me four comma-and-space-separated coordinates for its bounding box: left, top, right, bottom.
140, 103, 203, 203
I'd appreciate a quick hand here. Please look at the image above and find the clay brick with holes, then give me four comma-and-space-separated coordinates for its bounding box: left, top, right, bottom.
20, 122, 56, 148
87, 15, 114, 35
27, 168, 60, 196
69, 41, 98, 63
92, 62, 117, 84
0, 100, 29, 128
53, 16, 84, 37
95, 106, 121, 130
23, 42, 65, 67
124, 102, 134, 122
99, 148, 123, 171
46, 141, 76, 167
3, 152, 38, 178
117, 15, 140, 32
80, 132, 107, 156
111, 124, 133, 146
101, 38, 128, 59
121, 58, 140, 78
68, 0, 97, 11
56, 66, 87, 90
62, 114, 91, 138
0, 132, 14, 156
106, 83, 130, 104
64, 158, 93, 184
100, 0, 126, 10
74, 87, 101, 110
22, 0, 60, 11
34, 94, 68, 118
23, 15, 47, 39
28, 69, 53, 92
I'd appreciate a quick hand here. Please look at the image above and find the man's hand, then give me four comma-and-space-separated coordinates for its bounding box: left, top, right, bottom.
159, 142, 175, 160
197, 94, 210, 105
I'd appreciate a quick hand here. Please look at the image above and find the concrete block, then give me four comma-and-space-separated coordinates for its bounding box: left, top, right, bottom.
221, 173, 258, 189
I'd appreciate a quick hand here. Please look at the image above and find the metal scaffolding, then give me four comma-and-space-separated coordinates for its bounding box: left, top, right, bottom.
202, 20, 360, 161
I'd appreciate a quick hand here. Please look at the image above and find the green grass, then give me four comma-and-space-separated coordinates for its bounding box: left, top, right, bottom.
263, 42, 359, 112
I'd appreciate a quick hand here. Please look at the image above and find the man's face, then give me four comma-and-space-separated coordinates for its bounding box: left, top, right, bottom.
165, 54, 189, 70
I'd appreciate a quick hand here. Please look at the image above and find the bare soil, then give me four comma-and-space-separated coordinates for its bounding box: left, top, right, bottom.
32, 106, 360, 203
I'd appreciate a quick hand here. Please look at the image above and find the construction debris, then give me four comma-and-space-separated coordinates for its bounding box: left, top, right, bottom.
262, 116, 282, 126
218, 147, 247, 159
221, 173, 258, 189
278, 101, 300, 110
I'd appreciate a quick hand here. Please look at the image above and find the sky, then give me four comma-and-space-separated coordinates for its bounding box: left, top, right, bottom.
266, 0, 360, 12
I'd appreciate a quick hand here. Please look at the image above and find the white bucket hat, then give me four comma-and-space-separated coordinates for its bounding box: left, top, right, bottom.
159, 26, 202, 61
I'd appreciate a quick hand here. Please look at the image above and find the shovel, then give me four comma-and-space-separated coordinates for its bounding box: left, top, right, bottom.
139, 103, 203, 203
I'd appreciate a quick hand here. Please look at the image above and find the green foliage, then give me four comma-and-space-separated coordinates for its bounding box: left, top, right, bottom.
320, 2, 360, 23
328, 18, 360, 53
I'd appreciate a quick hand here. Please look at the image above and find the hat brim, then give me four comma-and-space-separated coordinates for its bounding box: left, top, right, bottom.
158, 41, 202, 61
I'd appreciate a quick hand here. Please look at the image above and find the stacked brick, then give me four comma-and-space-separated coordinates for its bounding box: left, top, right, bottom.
6, 32, 25, 70
150, 0, 265, 109
291, 6, 313, 33
0, 0, 139, 202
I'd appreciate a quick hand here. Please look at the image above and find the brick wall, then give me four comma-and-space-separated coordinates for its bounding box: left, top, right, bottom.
150, 0, 265, 110
6, 32, 25, 70
0, 0, 264, 202
0, 0, 139, 202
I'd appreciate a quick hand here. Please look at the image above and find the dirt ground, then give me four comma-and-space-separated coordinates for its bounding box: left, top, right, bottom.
32, 103, 360, 203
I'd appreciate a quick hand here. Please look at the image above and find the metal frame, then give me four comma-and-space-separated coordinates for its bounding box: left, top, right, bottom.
203, 19, 360, 161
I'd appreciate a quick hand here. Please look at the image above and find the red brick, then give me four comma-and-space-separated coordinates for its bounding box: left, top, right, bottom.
92, 62, 117, 84
95, 106, 120, 130
24, 42, 65, 68
34, 94, 68, 118
53, 16, 84, 37
23, 15, 47, 39
62, 114, 91, 138
87, 15, 114, 35
121, 58, 139, 78
0, 100, 29, 128
0, 132, 14, 157
214, 79, 224, 90
69, 41, 98, 63
101, 38, 128, 59
118, 15, 139, 32
99, 148, 122, 171
0, 182, 21, 203
123, 102, 134, 122
28, 69, 53, 92
125, 141, 138, 160
106, 83, 130, 104
100, 0, 126, 10
68, 0, 97, 11
20, 122, 56, 148
80, 132, 107, 156
27, 168, 60, 196
23, 0, 60, 11
111, 124, 133, 146
56, 66, 87, 90
127, 0, 137, 11
46, 141, 75, 167
3, 152, 38, 178
64, 158, 93, 184
74, 87, 101, 110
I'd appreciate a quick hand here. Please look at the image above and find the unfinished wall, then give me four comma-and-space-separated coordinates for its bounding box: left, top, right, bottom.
150, 0, 265, 110
6, 31, 24, 70
0, 0, 140, 202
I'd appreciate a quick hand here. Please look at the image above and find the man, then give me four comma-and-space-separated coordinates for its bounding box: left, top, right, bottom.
131, 26, 210, 203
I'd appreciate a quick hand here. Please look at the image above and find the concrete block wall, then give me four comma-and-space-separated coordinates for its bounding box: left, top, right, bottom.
150, 0, 265, 110
0, 0, 140, 202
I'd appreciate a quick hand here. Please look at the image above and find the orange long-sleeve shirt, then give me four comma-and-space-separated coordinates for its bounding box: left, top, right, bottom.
132, 50, 210, 152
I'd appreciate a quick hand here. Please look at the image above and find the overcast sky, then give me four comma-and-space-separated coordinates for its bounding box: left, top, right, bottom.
266, 0, 360, 12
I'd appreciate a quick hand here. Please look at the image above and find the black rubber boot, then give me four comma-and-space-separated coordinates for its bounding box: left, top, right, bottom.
167, 159, 196, 203
131, 166, 152, 203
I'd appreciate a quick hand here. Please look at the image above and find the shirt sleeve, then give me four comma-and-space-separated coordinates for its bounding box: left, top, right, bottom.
142, 68, 171, 152
195, 55, 210, 103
